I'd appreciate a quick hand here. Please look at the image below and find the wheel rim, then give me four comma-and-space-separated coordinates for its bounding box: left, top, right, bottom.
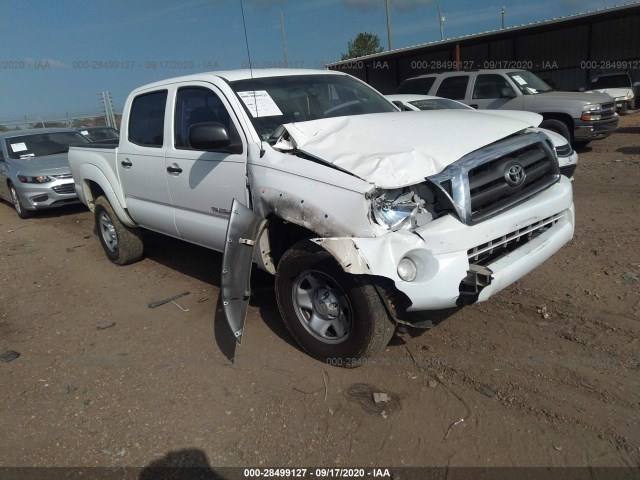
291, 270, 352, 344
9, 186, 22, 215
98, 211, 118, 252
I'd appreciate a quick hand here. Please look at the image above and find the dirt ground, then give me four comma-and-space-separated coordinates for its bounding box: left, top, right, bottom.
1, 113, 639, 471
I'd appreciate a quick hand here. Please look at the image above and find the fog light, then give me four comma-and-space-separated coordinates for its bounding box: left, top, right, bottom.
397, 257, 417, 282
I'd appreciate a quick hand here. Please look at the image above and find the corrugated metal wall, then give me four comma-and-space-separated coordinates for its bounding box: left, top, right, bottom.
331, 6, 640, 93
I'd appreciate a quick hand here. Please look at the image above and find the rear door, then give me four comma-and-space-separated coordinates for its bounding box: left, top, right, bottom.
469, 73, 524, 110
165, 81, 248, 250
434, 74, 471, 102
118, 89, 178, 236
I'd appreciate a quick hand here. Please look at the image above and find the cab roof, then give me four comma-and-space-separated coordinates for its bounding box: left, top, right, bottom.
132, 68, 346, 93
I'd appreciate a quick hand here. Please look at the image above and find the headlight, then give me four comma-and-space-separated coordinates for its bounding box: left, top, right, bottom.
581, 103, 602, 121
555, 143, 572, 157
17, 175, 53, 184
372, 188, 428, 231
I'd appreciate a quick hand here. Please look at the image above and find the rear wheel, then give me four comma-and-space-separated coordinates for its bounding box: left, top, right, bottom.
275, 240, 395, 367
540, 119, 571, 144
8, 183, 34, 219
94, 196, 143, 265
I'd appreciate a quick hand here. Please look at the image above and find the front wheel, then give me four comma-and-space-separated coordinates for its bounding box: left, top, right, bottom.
94, 196, 143, 265
275, 240, 395, 366
8, 183, 34, 219
540, 119, 571, 144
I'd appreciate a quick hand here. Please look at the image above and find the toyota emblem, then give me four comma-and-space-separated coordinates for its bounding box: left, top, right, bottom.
504, 163, 526, 187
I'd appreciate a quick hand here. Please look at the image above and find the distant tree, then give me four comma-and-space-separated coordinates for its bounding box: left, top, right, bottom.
0, 124, 8, 132
341, 32, 384, 60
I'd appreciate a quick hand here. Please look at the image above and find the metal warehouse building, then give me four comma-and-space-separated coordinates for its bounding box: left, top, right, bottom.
326, 2, 640, 93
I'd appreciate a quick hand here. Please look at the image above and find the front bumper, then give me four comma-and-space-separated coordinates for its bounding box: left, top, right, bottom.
573, 116, 618, 141
334, 177, 574, 312
14, 178, 79, 211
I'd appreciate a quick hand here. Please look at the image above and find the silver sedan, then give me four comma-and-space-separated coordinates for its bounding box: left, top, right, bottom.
0, 128, 90, 218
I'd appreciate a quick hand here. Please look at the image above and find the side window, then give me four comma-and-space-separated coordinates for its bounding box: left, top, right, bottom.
396, 77, 436, 94
473, 74, 514, 99
174, 87, 239, 150
436, 76, 469, 100
128, 90, 168, 148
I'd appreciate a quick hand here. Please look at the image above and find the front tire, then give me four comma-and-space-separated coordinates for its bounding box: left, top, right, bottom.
275, 240, 395, 366
540, 119, 572, 144
8, 183, 34, 219
94, 196, 143, 265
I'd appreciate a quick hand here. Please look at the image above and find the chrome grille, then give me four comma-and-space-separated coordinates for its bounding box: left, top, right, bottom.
468, 213, 563, 266
468, 142, 557, 222
600, 102, 616, 118
52, 173, 73, 179
52, 183, 75, 195
427, 132, 561, 225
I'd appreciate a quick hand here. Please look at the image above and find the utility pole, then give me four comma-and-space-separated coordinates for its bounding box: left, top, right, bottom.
280, 10, 288, 67
385, 0, 392, 50
501, 6, 506, 29
438, 3, 445, 40
100, 91, 116, 129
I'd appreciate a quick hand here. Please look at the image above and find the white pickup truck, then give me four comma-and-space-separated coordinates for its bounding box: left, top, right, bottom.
68, 69, 575, 365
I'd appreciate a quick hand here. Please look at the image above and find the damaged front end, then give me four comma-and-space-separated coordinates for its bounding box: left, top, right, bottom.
311, 130, 573, 320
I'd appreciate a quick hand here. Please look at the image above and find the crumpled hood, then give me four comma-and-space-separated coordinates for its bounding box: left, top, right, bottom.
280, 111, 536, 188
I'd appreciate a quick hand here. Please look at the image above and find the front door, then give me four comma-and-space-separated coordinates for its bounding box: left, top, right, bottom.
165, 82, 248, 250
469, 74, 524, 110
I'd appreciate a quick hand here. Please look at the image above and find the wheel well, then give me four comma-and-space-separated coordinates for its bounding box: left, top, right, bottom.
540, 113, 573, 130
86, 181, 106, 209
267, 215, 318, 267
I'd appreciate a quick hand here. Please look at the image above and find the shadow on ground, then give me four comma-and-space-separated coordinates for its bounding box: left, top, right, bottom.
139, 449, 226, 480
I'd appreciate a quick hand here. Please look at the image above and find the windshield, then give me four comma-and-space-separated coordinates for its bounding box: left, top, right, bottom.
507, 71, 553, 94
5, 131, 89, 159
230, 74, 396, 141
409, 98, 472, 110
586, 74, 630, 90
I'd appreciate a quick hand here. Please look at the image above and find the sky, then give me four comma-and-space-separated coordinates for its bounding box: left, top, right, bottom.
0, 0, 632, 124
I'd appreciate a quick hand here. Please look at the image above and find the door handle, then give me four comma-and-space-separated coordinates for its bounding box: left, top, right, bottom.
121, 159, 132, 168
167, 164, 183, 174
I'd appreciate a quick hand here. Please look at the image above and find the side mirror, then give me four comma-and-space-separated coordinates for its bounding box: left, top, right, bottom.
392, 100, 406, 110
501, 87, 517, 99
633, 81, 640, 87
188, 121, 231, 151
578, 87, 585, 92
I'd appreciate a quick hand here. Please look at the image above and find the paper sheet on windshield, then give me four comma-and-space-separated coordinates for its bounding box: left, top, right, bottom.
237, 91, 283, 117
512, 75, 527, 86
10, 142, 27, 152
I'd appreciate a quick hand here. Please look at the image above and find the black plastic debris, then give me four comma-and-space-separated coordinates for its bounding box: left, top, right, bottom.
0, 350, 20, 363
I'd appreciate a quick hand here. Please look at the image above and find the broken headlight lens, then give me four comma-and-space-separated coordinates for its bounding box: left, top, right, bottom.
372, 188, 429, 231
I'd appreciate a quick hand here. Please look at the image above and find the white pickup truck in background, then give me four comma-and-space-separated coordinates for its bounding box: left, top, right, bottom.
68, 69, 575, 365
